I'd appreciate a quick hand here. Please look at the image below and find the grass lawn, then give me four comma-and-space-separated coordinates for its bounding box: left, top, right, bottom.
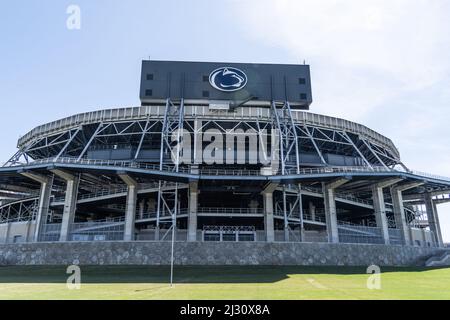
0, 265, 449, 300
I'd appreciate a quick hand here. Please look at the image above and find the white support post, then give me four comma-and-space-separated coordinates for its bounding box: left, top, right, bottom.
262, 182, 278, 243
20, 172, 52, 242
188, 181, 198, 242
432, 202, 444, 247
282, 188, 289, 242
391, 181, 424, 246
323, 178, 349, 243
371, 178, 403, 245
263, 192, 275, 242
309, 201, 316, 221
372, 186, 390, 245
298, 183, 304, 242
51, 169, 79, 242
424, 193, 444, 247
391, 189, 410, 245
119, 173, 139, 241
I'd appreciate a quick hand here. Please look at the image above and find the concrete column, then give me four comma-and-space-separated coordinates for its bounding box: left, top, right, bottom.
60, 178, 79, 241
391, 182, 424, 246
4, 222, 11, 244
322, 178, 349, 243
308, 201, 316, 221
432, 202, 444, 247
51, 170, 80, 242
424, 193, 444, 247
139, 200, 145, 220
372, 186, 390, 245
25, 221, 33, 243
323, 186, 339, 243
263, 192, 275, 242
249, 200, 259, 214
421, 228, 427, 247
188, 181, 198, 242
119, 173, 139, 241
20, 172, 52, 242
391, 188, 410, 245
124, 185, 137, 241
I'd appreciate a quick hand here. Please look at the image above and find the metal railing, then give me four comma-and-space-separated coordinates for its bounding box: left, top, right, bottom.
302, 212, 326, 223
199, 168, 263, 176
38, 223, 62, 242
338, 225, 384, 244
197, 207, 264, 215
53, 182, 164, 203
69, 219, 125, 241
5, 156, 450, 183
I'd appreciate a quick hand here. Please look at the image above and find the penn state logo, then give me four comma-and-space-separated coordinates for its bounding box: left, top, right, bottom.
209, 67, 248, 92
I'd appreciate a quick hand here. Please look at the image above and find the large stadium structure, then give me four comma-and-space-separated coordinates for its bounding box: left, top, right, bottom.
0, 60, 449, 249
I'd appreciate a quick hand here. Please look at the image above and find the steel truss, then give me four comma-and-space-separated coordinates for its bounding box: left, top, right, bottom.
271, 101, 300, 174
183, 116, 273, 165
156, 99, 185, 237
275, 184, 304, 242
0, 198, 38, 224
4, 106, 402, 171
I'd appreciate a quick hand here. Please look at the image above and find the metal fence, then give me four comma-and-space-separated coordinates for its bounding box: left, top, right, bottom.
338, 225, 384, 244
38, 223, 61, 242
69, 219, 124, 241
388, 228, 403, 245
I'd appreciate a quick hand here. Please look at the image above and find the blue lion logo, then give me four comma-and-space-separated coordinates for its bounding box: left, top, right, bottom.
209, 67, 248, 92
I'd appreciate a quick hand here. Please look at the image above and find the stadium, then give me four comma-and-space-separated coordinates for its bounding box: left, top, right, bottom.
0, 60, 449, 266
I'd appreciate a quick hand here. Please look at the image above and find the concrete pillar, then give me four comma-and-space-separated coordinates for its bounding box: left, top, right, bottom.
391, 188, 410, 246
139, 200, 145, 220
308, 201, 316, 221
263, 192, 275, 242
424, 193, 444, 247
432, 202, 444, 247
188, 181, 198, 242
323, 186, 339, 243
390, 182, 424, 246
249, 200, 259, 213
421, 228, 427, 247
119, 173, 139, 241
371, 186, 390, 245
60, 178, 79, 241
124, 185, 137, 241
51, 170, 80, 242
20, 172, 52, 242
322, 178, 349, 243
4, 222, 11, 244
25, 221, 33, 243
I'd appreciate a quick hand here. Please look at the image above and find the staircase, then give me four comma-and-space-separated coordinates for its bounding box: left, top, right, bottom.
425, 251, 450, 267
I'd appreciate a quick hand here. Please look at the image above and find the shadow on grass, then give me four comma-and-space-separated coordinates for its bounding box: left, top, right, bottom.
0, 265, 448, 284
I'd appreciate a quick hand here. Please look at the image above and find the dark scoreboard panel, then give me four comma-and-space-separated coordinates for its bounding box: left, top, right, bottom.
139, 60, 312, 109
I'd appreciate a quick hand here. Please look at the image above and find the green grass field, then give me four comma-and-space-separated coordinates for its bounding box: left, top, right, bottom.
0, 265, 449, 300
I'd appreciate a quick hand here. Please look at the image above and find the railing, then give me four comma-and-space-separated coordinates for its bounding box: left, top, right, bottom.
203, 225, 256, 232
199, 168, 263, 176
5, 156, 450, 183
23, 157, 191, 173
38, 223, 62, 242
69, 219, 125, 241
137, 209, 188, 221
285, 165, 393, 175
410, 170, 450, 183
338, 225, 384, 244
53, 182, 165, 203
302, 213, 326, 223
197, 207, 264, 215
301, 185, 373, 206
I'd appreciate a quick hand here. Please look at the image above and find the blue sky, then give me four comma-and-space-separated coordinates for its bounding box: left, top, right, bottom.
1, 0, 449, 241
